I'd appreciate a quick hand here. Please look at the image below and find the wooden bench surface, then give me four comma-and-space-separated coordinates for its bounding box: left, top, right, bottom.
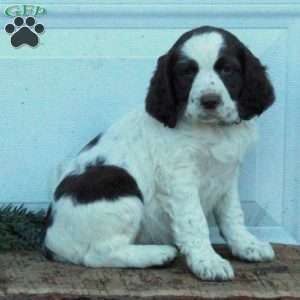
0, 245, 299, 300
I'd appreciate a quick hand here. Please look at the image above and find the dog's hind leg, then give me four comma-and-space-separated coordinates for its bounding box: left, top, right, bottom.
83, 239, 177, 268
44, 195, 177, 268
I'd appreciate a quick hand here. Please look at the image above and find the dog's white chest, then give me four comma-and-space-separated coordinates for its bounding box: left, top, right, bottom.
149, 122, 255, 230
193, 138, 239, 211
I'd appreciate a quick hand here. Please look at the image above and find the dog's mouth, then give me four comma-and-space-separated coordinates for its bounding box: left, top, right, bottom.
197, 109, 240, 125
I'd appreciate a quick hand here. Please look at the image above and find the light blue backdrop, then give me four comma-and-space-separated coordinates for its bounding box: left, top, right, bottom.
0, 0, 299, 244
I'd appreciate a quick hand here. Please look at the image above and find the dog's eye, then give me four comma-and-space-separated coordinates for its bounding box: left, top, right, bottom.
176, 61, 198, 78
220, 64, 234, 76
181, 65, 198, 77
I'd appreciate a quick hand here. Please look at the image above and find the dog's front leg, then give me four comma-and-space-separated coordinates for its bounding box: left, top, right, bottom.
167, 176, 234, 281
214, 174, 275, 262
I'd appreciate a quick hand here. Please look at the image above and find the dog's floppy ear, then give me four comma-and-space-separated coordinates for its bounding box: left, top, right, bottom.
238, 47, 275, 120
145, 52, 178, 128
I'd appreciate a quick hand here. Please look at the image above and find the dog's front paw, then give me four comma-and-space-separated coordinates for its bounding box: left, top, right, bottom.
187, 253, 234, 281
231, 240, 275, 262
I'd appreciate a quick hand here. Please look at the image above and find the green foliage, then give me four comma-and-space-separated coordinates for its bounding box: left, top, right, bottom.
0, 205, 45, 252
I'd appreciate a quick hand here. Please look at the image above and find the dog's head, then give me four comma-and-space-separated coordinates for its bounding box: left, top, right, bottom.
146, 26, 275, 128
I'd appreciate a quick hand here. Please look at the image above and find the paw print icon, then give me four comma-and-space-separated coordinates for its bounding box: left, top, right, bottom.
5, 16, 44, 47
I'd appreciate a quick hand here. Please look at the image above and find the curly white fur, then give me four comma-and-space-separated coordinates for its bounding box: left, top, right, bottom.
44, 30, 275, 281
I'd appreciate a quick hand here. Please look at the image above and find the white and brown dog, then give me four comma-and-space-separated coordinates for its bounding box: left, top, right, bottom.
42, 26, 275, 281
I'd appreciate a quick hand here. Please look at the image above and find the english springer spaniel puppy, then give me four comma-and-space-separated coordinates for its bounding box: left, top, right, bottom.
43, 26, 275, 281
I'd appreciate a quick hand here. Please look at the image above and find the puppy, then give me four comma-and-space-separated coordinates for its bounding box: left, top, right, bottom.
42, 26, 275, 281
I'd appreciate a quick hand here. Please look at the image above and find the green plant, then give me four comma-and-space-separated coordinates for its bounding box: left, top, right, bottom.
0, 205, 45, 251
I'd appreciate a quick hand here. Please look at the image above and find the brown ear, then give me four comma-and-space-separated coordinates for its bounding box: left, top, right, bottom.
238, 47, 275, 120
145, 53, 178, 128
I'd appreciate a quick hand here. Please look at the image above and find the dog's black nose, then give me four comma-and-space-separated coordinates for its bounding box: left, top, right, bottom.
200, 93, 222, 110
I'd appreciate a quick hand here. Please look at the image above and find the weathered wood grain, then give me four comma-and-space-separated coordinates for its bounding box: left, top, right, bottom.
0, 245, 299, 299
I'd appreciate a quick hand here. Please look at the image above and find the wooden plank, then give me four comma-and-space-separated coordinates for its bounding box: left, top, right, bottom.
0, 245, 299, 299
